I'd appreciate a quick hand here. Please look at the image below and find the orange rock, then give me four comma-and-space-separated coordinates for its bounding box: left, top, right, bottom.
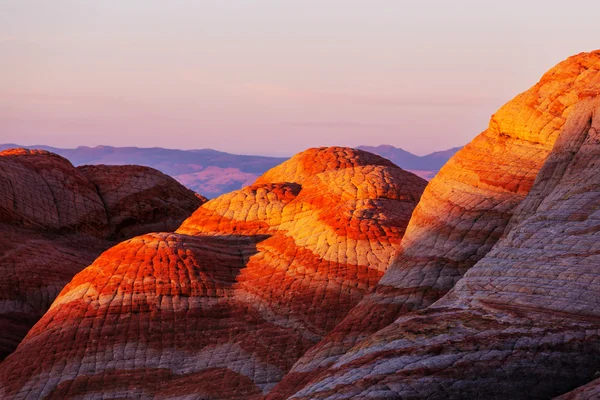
281, 53, 600, 400
0, 149, 204, 360
0, 147, 426, 399
6, 50, 600, 400
266, 50, 600, 400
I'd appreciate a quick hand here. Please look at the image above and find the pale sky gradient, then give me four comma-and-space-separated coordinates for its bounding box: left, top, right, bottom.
1, 1, 600, 156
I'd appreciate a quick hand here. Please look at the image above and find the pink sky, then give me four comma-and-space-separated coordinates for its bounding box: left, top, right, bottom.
2, 1, 600, 156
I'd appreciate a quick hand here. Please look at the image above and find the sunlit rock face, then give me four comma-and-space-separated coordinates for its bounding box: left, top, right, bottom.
0, 149, 204, 361
280, 58, 600, 399
0, 147, 426, 399
266, 50, 600, 400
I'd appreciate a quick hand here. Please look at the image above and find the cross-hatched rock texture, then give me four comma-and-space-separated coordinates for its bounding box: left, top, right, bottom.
0, 147, 426, 399
281, 68, 600, 398
264, 50, 600, 399
78, 164, 205, 240
0, 149, 204, 361
0, 149, 109, 236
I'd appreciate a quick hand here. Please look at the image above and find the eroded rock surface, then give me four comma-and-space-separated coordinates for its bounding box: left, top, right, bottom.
0, 150, 204, 360
283, 72, 600, 398
266, 50, 600, 399
0, 149, 109, 236
78, 164, 203, 239
0, 147, 426, 399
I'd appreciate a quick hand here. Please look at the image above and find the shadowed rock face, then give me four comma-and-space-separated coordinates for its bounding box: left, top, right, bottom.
78, 164, 204, 240
556, 378, 600, 400
0, 149, 204, 360
280, 71, 600, 398
0, 147, 426, 399
0, 149, 109, 236
265, 50, 600, 399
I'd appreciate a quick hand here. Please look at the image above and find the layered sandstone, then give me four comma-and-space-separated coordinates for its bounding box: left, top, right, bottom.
78, 164, 203, 239
0, 149, 109, 235
0, 147, 426, 399
267, 50, 600, 399
0, 150, 203, 360
284, 74, 600, 398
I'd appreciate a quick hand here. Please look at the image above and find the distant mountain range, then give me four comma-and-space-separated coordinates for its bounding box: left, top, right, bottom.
0, 144, 461, 197
357, 145, 462, 180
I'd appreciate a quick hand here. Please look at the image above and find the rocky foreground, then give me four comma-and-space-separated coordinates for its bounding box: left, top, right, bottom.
279, 53, 600, 399
1, 50, 600, 400
267, 49, 600, 400
0, 149, 204, 360
0, 147, 426, 399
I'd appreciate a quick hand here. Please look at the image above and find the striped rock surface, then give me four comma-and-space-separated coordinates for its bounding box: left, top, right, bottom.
0, 149, 109, 236
0, 147, 426, 399
267, 50, 600, 399
78, 164, 206, 240
284, 74, 600, 397
0, 149, 204, 360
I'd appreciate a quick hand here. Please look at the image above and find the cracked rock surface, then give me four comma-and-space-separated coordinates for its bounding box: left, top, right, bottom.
78, 164, 205, 240
280, 54, 600, 400
265, 50, 600, 400
0, 149, 204, 361
4, 51, 600, 400
0, 147, 426, 399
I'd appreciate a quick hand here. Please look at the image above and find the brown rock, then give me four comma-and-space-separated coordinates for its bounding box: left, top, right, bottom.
0, 147, 426, 399
0, 150, 204, 360
266, 50, 600, 400
78, 164, 203, 239
0, 149, 108, 236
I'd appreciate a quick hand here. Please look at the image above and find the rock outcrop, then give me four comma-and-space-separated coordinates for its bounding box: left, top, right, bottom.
4, 51, 600, 400
278, 57, 600, 399
0, 149, 204, 360
0, 149, 109, 236
78, 164, 204, 239
0, 147, 426, 399
266, 50, 600, 400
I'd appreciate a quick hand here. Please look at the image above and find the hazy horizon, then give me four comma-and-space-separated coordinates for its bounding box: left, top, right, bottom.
2, 1, 600, 155
0, 141, 464, 158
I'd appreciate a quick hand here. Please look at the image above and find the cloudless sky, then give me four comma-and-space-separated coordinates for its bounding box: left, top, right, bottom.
1, 1, 600, 156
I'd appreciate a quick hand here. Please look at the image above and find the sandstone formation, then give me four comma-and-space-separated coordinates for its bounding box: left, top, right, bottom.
0, 149, 109, 236
78, 164, 204, 239
0, 149, 204, 360
279, 59, 600, 399
263, 50, 600, 399
4, 50, 600, 400
0, 147, 426, 399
